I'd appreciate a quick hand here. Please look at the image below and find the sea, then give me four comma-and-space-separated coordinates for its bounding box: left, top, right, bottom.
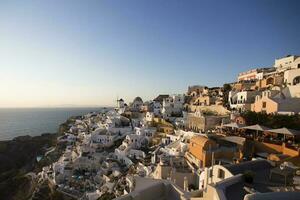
0, 107, 106, 141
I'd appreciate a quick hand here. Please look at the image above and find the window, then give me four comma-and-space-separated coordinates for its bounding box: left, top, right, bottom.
218, 169, 225, 179
293, 76, 300, 85
262, 102, 266, 108
267, 77, 274, 85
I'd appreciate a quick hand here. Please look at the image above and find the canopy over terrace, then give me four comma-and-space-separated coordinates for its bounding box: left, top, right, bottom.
243, 124, 270, 132
242, 124, 270, 139
267, 127, 300, 140
221, 122, 245, 136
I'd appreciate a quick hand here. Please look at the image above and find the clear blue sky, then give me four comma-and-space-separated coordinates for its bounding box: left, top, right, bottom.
0, 0, 300, 107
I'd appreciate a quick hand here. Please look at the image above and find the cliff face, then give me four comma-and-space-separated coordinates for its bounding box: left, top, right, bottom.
0, 134, 57, 172
0, 133, 58, 200
0, 116, 79, 200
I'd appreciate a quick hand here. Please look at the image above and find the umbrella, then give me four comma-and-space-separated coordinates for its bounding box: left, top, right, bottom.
267, 127, 300, 137
243, 124, 270, 131
243, 124, 270, 139
267, 127, 300, 142
222, 123, 245, 136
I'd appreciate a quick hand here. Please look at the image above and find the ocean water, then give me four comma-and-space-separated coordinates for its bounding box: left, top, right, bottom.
0, 107, 104, 141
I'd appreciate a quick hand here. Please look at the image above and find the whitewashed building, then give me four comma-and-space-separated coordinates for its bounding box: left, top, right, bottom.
229, 90, 260, 112
91, 129, 117, 148
161, 94, 185, 119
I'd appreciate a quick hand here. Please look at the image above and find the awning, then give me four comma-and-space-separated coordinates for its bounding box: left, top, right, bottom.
266, 127, 300, 137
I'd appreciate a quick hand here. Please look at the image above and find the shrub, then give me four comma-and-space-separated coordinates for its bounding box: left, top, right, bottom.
241, 111, 300, 130
243, 170, 255, 184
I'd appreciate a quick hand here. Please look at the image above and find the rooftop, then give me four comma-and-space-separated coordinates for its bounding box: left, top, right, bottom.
224, 159, 299, 194
225, 159, 272, 176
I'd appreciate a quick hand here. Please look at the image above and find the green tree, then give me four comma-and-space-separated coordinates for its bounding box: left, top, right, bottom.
241, 111, 300, 130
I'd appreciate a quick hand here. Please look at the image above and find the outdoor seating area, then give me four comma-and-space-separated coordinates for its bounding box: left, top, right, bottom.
221, 123, 300, 156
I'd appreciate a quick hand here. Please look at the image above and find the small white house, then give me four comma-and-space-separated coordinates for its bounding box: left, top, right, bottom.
161, 94, 185, 119
135, 127, 156, 138
91, 129, 116, 148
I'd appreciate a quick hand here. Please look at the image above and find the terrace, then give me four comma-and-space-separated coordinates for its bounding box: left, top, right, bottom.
222, 160, 300, 197
221, 123, 300, 157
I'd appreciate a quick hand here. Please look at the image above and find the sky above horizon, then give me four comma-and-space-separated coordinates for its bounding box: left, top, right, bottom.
1, 0, 300, 107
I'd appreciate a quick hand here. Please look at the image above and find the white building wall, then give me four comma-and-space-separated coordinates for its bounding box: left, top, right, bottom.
161, 94, 184, 119
284, 68, 300, 85
274, 55, 300, 72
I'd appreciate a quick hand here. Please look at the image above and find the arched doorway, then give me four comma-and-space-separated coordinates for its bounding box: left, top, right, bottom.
266, 77, 274, 85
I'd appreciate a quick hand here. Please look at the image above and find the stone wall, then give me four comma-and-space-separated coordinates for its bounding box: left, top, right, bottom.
188, 105, 230, 116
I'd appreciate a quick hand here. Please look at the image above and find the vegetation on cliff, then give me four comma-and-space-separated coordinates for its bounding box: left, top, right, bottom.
241, 111, 300, 130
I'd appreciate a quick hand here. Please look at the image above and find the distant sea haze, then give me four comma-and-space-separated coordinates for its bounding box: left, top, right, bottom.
0, 107, 104, 141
